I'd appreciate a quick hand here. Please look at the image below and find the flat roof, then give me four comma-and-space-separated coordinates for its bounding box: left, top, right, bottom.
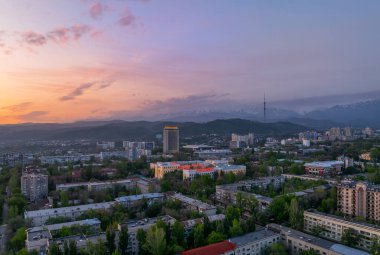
305, 209, 380, 232
25, 201, 115, 218
115, 193, 163, 203
229, 229, 279, 247
170, 193, 216, 210
304, 161, 344, 168
27, 218, 101, 233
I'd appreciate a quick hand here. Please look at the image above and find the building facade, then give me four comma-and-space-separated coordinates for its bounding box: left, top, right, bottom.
304, 161, 344, 176
337, 181, 380, 222
304, 209, 380, 251
163, 126, 179, 154
21, 169, 48, 202
269, 223, 369, 255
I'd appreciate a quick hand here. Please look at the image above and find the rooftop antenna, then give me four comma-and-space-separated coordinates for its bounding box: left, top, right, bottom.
263, 93, 267, 122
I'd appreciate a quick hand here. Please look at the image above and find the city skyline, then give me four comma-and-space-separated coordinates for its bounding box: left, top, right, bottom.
1, 0, 380, 124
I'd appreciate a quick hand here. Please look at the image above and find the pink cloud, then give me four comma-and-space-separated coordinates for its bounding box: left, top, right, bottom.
89, 2, 108, 20
118, 8, 136, 27
21, 25, 92, 47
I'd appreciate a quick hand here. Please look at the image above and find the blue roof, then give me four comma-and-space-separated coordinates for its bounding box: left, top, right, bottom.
330, 244, 369, 255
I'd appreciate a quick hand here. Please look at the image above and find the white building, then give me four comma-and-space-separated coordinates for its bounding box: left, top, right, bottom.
304, 209, 380, 251
56, 179, 136, 192
25, 202, 115, 227
168, 193, 217, 216
269, 223, 369, 255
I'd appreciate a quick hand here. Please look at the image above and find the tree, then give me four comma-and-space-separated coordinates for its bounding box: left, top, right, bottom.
266, 243, 287, 255
10, 227, 27, 252
118, 226, 129, 255
310, 225, 325, 237
69, 240, 78, 255
60, 191, 69, 206
64, 241, 69, 255
143, 226, 167, 255
171, 221, 185, 247
268, 196, 291, 223
341, 228, 359, 247
226, 206, 240, 223
300, 249, 319, 255
229, 219, 243, 237
289, 198, 303, 229
137, 229, 147, 255
193, 224, 205, 248
371, 238, 380, 255
106, 227, 116, 254
49, 243, 63, 255
207, 231, 225, 244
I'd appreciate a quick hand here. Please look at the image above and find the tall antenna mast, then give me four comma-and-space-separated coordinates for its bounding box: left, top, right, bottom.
263, 93, 266, 122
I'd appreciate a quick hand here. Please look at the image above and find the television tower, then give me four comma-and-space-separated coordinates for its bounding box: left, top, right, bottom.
263, 93, 267, 122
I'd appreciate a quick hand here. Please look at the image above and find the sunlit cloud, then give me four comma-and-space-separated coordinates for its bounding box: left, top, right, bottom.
1, 102, 32, 112
60, 80, 115, 101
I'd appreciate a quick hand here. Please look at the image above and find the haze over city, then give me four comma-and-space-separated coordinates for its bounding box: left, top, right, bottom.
1, 0, 380, 124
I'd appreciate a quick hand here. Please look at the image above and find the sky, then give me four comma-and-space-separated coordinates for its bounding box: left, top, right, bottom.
0, 0, 380, 124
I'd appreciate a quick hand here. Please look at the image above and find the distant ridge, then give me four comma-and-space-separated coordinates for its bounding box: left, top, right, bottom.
0, 119, 307, 142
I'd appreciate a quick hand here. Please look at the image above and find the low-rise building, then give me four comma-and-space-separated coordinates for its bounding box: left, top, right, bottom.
115, 193, 164, 209
183, 229, 280, 255
118, 215, 176, 255
26, 218, 101, 254
269, 223, 369, 255
182, 214, 226, 237
25, 202, 115, 227
304, 161, 344, 176
56, 179, 136, 192
40, 155, 92, 165
304, 209, 380, 251
168, 193, 217, 216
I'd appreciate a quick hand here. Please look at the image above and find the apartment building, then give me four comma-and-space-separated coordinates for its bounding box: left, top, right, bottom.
114, 193, 164, 209
163, 126, 179, 154
40, 155, 92, 165
269, 223, 369, 255
21, 168, 48, 202
118, 215, 176, 255
56, 179, 136, 192
182, 214, 225, 237
183, 229, 279, 255
26, 218, 101, 254
337, 181, 380, 222
167, 193, 217, 216
25, 201, 116, 227
304, 209, 380, 251
215, 184, 272, 213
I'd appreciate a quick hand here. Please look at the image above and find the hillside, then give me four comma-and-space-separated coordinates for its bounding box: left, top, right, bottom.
0, 119, 307, 142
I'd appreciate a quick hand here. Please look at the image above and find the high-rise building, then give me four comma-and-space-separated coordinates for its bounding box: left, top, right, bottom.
163, 126, 179, 154
21, 168, 48, 202
230, 133, 254, 149
337, 181, 380, 222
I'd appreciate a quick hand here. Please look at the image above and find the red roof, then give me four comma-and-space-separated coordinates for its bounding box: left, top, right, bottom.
182, 241, 236, 255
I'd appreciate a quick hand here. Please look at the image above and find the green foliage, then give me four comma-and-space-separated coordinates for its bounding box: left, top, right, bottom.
9, 227, 27, 252
300, 249, 319, 255
289, 198, 303, 229
226, 206, 240, 223
207, 231, 225, 244
146, 202, 163, 218
265, 243, 287, 255
106, 228, 116, 254
341, 228, 359, 247
118, 226, 129, 255
288, 164, 304, 175
49, 243, 63, 255
193, 224, 205, 248
229, 219, 243, 237
143, 225, 167, 255
171, 221, 185, 247
45, 216, 72, 225
370, 238, 380, 255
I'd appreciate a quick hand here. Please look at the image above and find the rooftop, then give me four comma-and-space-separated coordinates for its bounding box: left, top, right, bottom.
268, 224, 369, 255
182, 240, 236, 255
304, 160, 344, 168
115, 193, 163, 203
229, 229, 279, 247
